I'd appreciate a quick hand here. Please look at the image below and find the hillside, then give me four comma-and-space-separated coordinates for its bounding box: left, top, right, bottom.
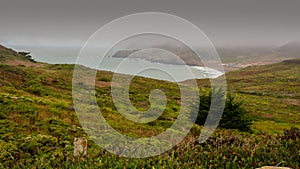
274, 41, 300, 58
112, 43, 300, 71
0, 45, 299, 168
112, 48, 203, 66
225, 59, 300, 133
0, 45, 33, 63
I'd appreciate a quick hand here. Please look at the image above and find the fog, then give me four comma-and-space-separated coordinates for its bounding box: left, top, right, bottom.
1, 0, 300, 48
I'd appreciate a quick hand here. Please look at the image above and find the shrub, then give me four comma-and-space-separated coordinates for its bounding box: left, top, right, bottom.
26, 83, 49, 96
283, 127, 300, 141
0, 140, 20, 162
19, 134, 59, 155
98, 76, 112, 82
220, 94, 252, 131
195, 91, 253, 132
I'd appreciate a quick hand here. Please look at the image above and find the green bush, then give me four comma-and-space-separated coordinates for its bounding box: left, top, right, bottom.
219, 94, 253, 131
98, 76, 112, 82
195, 91, 253, 132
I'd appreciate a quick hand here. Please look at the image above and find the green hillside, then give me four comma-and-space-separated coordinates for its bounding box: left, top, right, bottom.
226, 59, 300, 133
0, 45, 34, 62
0, 45, 299, 168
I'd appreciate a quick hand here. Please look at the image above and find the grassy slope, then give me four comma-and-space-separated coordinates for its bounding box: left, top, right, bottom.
225, 59, 300, 133
0, 45, 28, 61
0, 45, 299, 168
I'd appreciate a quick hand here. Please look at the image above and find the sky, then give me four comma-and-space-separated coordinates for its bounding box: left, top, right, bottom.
1, 0, 299, 48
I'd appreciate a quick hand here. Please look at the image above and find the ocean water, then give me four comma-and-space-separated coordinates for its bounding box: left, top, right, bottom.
11, 46, 223, 82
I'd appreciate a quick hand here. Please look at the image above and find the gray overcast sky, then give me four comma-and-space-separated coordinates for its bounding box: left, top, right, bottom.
1, 0, 299, 47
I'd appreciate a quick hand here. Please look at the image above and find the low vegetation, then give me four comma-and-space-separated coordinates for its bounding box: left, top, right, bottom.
0, 46, 299, 168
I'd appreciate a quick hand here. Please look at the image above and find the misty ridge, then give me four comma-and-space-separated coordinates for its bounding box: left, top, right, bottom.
111, 40, 300, 68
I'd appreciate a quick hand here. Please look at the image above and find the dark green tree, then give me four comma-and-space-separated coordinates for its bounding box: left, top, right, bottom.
195, 91, 252, 132
219, 94, 252, 131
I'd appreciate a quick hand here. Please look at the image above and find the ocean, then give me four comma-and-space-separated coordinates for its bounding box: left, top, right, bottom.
11, 46, 223, 82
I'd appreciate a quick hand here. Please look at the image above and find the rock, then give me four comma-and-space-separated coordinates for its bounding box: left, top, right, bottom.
73, 137, 87, 157
256, 166, 291, 169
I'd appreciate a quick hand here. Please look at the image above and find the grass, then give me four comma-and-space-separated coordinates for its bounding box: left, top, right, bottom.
0, 45, 299, 168
225, 60, 300, 132
253, 121, 300, 134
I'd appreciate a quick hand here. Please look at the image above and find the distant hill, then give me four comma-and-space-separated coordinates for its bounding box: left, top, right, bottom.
112, 41, 300, 71
273, 41, 300, 58
112, 47, 204, 66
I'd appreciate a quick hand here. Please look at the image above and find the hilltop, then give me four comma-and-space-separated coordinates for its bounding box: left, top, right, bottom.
0, 45, 32, 62
274, 41, 300, 58
0, 45, 299, 168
